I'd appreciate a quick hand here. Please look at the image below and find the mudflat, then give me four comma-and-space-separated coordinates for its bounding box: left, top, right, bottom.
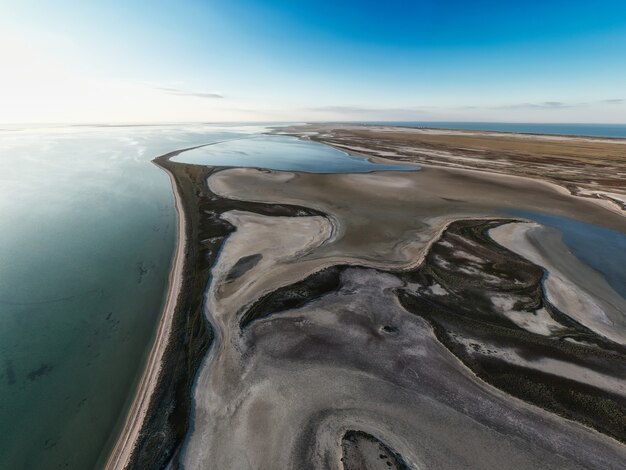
117, 125, 626, 469
277, 123, 626, 213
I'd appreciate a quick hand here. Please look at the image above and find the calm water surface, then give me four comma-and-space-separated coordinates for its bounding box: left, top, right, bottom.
506, 210, 626, 299
0, 124, 270, 469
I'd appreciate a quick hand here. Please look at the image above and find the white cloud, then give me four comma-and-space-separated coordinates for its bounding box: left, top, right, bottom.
157, 87, 223, 99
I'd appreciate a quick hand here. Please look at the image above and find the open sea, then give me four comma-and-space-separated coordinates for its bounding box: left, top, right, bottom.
0, 124, 266, 469
357, 122, 626, 138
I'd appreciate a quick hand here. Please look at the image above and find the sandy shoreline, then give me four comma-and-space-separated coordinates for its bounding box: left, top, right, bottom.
104, 160, 188, 470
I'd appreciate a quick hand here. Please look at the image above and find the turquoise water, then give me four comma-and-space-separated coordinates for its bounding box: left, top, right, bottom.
171, 135, 418, 172
0, 124, 268, 469
358, 122, 626, 138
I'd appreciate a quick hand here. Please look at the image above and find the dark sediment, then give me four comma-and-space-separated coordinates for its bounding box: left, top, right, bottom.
236, 218, 626, 444
341, 430, 411, 470
122, 136, 625, 467
396, 219, 626, 443
239, 266, 343, 329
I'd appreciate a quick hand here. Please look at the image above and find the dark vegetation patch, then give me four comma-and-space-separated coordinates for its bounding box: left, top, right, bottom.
396, 219, 626, 443
225, 253, 263, 282
341, 430, 411, 470
479, 358, 626, 440
239, 266, 343, 329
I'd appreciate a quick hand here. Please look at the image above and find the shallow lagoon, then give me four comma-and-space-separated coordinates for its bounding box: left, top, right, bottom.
171, 134, 418, 172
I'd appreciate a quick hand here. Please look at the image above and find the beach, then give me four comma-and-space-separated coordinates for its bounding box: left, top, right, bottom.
104, 157, 188, 470
0, 126, 187, 470
6, 2, 626, 468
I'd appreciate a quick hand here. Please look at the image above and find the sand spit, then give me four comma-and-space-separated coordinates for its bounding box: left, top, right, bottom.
106, 145, 330, 469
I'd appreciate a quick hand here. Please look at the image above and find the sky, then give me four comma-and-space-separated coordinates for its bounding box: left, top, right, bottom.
1, 0, 625, 124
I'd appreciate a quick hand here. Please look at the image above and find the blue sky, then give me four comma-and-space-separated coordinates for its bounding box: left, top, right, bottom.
1, 0, 625, 123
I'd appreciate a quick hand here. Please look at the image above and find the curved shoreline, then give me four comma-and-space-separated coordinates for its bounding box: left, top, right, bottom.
275, 124, 626, 216
104, 158, 188, 470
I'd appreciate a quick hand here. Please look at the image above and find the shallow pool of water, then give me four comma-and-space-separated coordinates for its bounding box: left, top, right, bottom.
171, 135, 418, 172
